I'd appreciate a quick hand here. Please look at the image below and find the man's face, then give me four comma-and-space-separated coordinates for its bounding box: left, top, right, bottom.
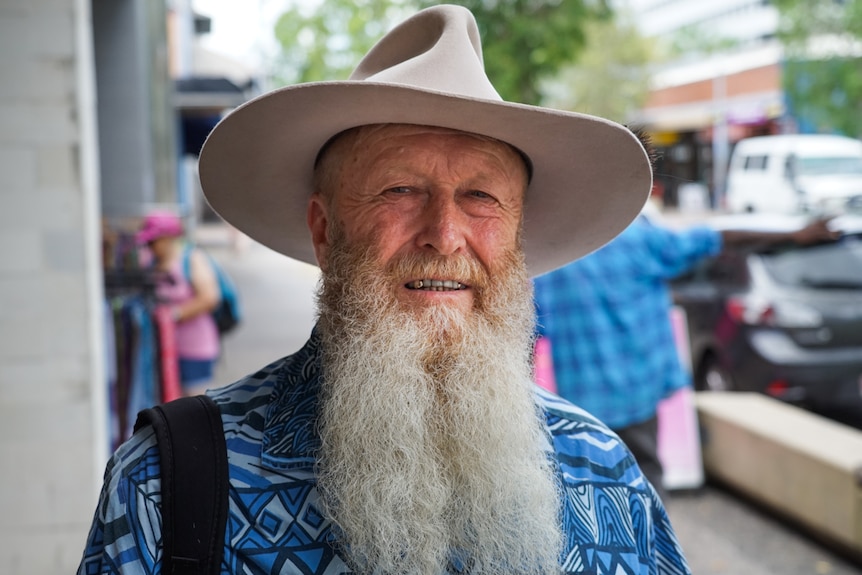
310, 126, 561, 574
308, 124, 528, 316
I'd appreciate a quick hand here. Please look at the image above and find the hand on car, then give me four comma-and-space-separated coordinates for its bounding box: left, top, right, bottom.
792, 218, 841, 245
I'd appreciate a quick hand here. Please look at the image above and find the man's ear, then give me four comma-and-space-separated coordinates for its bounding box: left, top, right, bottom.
307, 194, 329, 271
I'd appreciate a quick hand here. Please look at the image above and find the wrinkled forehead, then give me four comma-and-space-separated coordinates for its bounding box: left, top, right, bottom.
315, 123, 532, 186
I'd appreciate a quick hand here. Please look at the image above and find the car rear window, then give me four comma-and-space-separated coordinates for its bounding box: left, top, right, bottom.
760, 234, 862, 289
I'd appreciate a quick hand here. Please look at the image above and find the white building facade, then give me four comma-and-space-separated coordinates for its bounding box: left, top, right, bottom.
624, 0, 787, 207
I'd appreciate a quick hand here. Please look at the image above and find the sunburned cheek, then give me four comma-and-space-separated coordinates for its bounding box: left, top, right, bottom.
344, 217, 407, 254
476, 225, 518, 257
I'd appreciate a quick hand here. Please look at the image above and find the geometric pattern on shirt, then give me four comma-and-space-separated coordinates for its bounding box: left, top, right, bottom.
539, 387, 689, 575
217, 347, 350, 575
77, 332, 691, 575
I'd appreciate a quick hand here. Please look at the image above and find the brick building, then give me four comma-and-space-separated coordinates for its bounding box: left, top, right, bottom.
626, 0, 786, 208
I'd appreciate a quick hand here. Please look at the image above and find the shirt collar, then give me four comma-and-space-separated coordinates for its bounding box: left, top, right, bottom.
261, 329, 324, 471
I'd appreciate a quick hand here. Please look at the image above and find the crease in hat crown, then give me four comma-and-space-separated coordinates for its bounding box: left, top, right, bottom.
349, 5, 502, 102
198, 3, 652, 277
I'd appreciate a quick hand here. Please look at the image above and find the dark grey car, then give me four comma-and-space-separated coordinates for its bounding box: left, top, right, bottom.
670, 214, 862, 426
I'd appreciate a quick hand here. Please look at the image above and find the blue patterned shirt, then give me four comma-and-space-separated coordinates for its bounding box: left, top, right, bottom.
533, 217, 722, 429
78, 330, 691, 574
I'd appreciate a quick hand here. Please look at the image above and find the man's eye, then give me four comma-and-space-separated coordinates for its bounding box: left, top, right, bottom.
468, 190, 494, 201
386, 186, 412, 195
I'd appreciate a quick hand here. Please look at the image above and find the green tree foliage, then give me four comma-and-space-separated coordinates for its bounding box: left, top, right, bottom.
773, 0, 858, 47
665, 24, 740, 59
773, 0, 862, 137
540, 12, 657, 123
273, 0, 611, 105
273, 0, 414, 85
783, 57, 862, 137
416, 0, 612, 105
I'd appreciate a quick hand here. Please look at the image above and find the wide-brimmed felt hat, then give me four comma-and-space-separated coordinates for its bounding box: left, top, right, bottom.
199, 4, 651, 277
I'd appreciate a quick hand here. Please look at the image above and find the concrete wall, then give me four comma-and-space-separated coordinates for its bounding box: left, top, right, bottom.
698, 392, 862, 557
0, 0, 106, 573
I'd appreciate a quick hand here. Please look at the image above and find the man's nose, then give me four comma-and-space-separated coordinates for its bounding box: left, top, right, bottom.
415, 194, 467, 256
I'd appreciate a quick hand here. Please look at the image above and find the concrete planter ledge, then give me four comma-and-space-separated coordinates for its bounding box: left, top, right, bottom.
695, 392, 862, 556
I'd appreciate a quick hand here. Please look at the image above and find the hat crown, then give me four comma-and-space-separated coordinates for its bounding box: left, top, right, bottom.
349, 5, 502, 102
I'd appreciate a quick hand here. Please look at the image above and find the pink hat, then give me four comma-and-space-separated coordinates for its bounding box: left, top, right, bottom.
136, 211, 184, 244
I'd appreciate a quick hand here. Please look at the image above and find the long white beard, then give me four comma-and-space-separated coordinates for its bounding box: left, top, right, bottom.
315, 235, 563, 574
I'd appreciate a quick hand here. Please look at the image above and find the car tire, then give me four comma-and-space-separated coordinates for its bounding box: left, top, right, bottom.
697, 354, 735, 392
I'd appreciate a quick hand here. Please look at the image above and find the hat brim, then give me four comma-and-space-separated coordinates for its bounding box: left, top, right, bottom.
199, 82, 650, 277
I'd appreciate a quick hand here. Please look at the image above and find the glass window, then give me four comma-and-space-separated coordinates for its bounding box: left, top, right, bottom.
795, 156, 862, 176
761, 235, 862, 289
743, 155, 769, 171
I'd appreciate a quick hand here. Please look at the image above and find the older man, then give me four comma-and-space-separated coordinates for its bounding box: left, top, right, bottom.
79, 5, 690, 575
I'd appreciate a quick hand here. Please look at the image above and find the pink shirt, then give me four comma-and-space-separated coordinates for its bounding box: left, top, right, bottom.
155, 256, 220, 360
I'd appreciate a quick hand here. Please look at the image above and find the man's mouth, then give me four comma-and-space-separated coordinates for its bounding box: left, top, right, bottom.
405, 279, 468, 291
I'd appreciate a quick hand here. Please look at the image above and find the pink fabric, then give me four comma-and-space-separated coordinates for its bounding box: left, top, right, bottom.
656, 306, 704, 490
533, 336, 557, 393
137, 211, 183, 244
657, 386, 704, 490
153, 305, 182, 402
155, 256, 220, 360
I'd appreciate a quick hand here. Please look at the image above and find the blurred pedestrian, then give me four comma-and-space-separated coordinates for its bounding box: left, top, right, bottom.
533, 197, 839, 498
137, 211, 221, 396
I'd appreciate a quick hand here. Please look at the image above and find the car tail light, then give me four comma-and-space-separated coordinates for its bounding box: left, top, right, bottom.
766, 379, 789, 396
765, 379, 807, 402
726, 295, 773, 325
726, 296, 822, 328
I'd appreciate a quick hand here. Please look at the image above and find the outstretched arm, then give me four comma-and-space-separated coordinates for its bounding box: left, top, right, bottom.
720, 218, 840, 249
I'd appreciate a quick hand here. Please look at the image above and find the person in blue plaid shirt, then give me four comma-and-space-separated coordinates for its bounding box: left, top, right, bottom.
533, 210, 837, 497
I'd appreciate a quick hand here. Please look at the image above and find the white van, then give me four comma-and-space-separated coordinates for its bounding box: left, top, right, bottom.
725, 134, 862, 214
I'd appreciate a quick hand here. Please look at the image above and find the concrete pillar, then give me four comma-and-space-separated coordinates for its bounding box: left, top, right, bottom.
0, 0, 106, 573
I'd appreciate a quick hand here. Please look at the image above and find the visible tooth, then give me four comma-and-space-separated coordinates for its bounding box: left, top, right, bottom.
408, 279, 467, 290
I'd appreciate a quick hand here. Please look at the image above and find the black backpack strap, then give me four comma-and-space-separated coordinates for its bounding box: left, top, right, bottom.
134, 395, 229, 575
